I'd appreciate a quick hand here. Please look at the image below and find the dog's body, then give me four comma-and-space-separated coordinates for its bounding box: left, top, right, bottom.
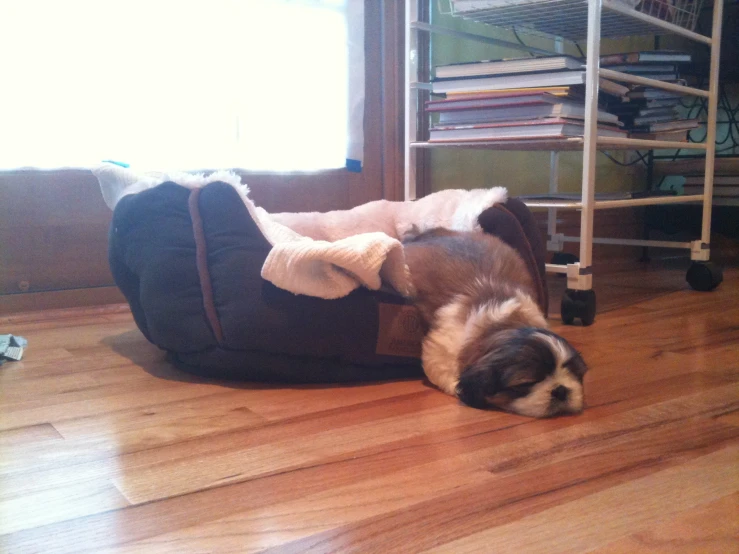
403, 228, 587, 418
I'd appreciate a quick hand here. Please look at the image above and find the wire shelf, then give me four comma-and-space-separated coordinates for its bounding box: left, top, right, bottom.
447, 0, 707, 42
411, 137, 708, 151
522, 193, 705, 209
637, 0, 703, 30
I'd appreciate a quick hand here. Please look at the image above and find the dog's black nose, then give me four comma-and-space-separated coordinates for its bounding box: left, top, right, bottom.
551, 385, 569, 402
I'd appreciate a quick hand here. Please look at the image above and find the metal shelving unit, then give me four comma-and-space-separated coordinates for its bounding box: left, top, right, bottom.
446, 0, 709, 42
404, 0, 725, 325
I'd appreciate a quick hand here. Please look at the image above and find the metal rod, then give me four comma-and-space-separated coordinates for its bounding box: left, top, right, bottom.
593, 195, 705, 208
598, 137, 708, 150
561, 236, 693, 249
578, 0, 602, 283
701, 0, 724, 247
410, 21, 556, 56
404, 0, 419, 200
410, 138, 709, 150
545, 263, 569, 274
524, 194, 704, 210
599, 68, 710, 98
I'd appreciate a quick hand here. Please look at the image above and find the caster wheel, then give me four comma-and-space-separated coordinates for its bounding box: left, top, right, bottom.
552, 253, 579, 278
686, 262, 723, 292
561, 289, 597, 326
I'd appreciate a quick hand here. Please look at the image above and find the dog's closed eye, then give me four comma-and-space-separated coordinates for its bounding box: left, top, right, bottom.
505, 382, 536, 397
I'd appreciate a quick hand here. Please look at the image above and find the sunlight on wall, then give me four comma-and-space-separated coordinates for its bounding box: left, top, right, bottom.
0, 1, 349, 171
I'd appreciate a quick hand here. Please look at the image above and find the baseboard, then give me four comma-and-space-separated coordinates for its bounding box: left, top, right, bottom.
0, 286, 126, 315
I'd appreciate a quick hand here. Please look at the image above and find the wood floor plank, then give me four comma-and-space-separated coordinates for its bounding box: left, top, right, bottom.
1, 347, 736, 524
0, 266, 737, 553
0, 392, 267, 477
591, 492, 739, 554
52, 390, 269, 441
716, 409, 739, 428
0, 481, 129, 535
0, 423, 63, 448
424, 446, 739, 554
1, 352, 139, 383
113, 398, 486, 504
6, 381, 733, 553
0, 303, 130, 325
0, 382, 427, 478
229, 379, 427, 421
0, 392, 458, 500
120, 412, 739, 553
1, 366, 155, 407
250, 423, 739, 554
0, 379, 230, 432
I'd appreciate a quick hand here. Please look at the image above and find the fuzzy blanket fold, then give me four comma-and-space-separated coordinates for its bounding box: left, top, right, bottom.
93, 164, 507, 299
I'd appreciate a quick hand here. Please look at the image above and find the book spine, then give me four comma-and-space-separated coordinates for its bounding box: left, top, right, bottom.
600, 53, 639, 65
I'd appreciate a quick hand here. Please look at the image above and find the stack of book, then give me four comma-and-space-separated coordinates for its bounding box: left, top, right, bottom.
600, 51, 701, 141
683, 175, 739, 205
428, 55, 628, 142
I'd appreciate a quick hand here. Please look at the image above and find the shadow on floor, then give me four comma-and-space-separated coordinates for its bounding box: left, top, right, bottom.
102, 329, 425, 392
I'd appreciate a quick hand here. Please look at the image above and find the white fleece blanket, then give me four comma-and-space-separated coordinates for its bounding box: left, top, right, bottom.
93, 164, 507, 299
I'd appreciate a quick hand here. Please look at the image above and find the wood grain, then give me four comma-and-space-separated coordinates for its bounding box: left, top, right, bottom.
591, 492, 739, 554
0, 266, 737, 553
426, 446, 739, 554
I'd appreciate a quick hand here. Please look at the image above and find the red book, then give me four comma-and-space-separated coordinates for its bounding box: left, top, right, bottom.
426, 92, 566, 112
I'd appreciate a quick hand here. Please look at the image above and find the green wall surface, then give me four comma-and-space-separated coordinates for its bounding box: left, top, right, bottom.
426, 9, 695, 196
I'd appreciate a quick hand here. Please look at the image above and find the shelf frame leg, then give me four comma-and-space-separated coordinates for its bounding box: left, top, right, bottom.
699, 0, 724, 252
547, 36, 565, 254
404, 0, 420, 201
573, 0, 603, 291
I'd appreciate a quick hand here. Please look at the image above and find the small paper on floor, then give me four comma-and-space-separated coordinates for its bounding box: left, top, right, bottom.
0, 334, 27, 364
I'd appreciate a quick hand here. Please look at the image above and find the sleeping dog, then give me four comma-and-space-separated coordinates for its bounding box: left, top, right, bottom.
403, 228, 588, 418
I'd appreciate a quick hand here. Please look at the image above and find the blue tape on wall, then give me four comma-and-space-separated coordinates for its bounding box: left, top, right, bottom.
346, 159, 362, 173
102, 160, 130, 168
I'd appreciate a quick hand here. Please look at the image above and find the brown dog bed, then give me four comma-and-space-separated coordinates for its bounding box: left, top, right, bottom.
108, 180, 546, 383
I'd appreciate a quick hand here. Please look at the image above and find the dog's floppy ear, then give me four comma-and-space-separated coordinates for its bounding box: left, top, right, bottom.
564, 351, 589, 380
456, 358, 502, 409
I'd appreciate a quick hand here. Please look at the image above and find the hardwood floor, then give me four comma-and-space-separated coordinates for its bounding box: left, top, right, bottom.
1, 266, 738, 553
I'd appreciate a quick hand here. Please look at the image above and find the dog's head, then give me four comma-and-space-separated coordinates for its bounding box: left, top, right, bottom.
455, 327, 587, 418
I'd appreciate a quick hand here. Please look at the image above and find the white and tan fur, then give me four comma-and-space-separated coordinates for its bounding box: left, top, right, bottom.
403, 228, 587, 418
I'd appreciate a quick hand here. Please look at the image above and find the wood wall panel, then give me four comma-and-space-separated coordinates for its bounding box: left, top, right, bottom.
0, 170, 114, 299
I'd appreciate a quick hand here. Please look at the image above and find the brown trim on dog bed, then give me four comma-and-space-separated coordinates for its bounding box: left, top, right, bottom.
188, 188, 225, 344
481, 203, 548, 317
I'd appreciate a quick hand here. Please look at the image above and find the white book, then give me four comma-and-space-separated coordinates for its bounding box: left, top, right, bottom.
429, 118, 626, 142
432, 71, 589, 94
432, 71, 629, 97
435, 56, 584, 79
